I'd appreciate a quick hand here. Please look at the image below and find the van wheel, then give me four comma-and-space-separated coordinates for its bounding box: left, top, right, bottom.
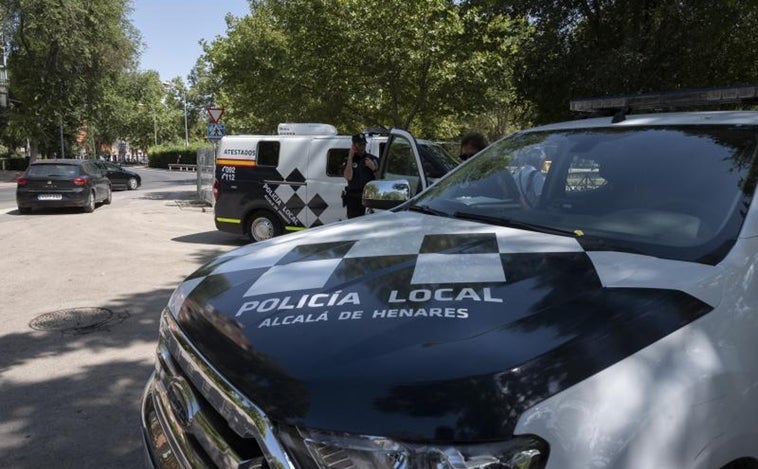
247, 211, 282, 242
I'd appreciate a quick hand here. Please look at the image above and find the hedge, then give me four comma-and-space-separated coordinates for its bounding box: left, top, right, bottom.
1, 157, 30, 171
147, 143, 211, 169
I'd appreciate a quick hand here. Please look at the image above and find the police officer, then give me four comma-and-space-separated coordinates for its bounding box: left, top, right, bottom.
458, 132, 489, 161
343, 133, 379, 218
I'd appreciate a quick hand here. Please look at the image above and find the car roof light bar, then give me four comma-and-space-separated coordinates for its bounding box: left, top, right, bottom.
570, 84, 758, 114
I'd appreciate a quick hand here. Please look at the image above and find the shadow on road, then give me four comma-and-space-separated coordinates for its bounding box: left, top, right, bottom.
0, 247, 230, 468
172, 230, 247, 247
156, 178, 196, 186
138, 190, 197, 201
4, 207, 101, 216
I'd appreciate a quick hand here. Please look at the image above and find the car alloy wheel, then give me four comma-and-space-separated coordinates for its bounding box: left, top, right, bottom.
83, 191, 95, 213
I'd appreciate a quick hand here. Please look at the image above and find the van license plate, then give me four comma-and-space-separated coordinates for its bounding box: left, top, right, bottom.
38, 194, 62, 201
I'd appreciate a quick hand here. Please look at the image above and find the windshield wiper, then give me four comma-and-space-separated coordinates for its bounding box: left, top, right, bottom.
407, 204, 450, 218
452, 211, 578, 237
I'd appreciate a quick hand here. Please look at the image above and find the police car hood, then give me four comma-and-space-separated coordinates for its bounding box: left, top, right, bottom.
172, 210, 718, 441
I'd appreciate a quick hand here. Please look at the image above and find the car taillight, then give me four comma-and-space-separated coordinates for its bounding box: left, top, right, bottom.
17, 177, 27, 186
213, 179, 219, 201
73, 177, 87, 186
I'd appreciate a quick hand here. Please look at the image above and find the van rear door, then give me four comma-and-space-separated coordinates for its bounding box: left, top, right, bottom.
303, 137, 351, 226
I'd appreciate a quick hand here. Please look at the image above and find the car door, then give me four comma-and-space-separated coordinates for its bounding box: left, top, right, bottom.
377, 128, 427, 197
83, 161, 108, 200
104, 161, 127, 188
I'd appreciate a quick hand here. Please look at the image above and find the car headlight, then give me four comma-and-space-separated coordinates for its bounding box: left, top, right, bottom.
279, 427, 548, 469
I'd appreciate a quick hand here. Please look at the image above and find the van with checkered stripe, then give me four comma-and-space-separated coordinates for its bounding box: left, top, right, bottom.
213, 124, 458, 242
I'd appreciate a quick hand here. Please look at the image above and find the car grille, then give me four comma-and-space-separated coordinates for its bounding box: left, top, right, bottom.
149, 310, 296, 468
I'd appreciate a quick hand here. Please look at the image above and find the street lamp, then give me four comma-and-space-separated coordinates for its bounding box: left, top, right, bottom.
163, 81, 189, 147
0, 43, 8, 108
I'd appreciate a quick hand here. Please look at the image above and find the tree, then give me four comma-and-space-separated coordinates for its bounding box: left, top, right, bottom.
3, 0, 138, 157
496, 0, 758, 123
203, 0, 530, 138
94, 70, 177, 154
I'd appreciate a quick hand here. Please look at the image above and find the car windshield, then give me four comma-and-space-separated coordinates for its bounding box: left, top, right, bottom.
27, 164, 79, 178
409, 126, 758, 264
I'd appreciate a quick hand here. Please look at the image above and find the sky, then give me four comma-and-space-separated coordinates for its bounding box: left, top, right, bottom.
129, 0, 250, 82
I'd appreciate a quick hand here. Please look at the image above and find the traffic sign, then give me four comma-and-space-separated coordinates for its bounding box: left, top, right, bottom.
208, 123, 225, 141
206, 107, 224, 124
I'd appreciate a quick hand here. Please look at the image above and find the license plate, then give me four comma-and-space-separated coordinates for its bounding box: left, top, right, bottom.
37, 194, 62, 201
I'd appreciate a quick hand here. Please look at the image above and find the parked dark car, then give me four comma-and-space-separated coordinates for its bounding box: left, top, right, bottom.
94, 160, 141, 190
16, 159, 112, 214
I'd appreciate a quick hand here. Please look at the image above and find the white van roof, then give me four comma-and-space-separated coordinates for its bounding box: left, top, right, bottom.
276, 123, 338, 136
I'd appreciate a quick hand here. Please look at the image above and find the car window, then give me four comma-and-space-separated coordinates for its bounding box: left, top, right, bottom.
27, 164, 79, 177
384, 135, 423, 196
417, 142, 458, 179
82, 162, 101, 176
412, 126, 758, 264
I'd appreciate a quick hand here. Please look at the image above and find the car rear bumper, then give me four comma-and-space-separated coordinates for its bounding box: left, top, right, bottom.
17, 188, 89, 208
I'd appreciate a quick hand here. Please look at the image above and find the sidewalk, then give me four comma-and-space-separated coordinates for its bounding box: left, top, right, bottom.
0, 170, 21, 183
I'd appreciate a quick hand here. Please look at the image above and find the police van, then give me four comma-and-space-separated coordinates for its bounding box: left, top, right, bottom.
143, 85, 758, 469
213, 124, 458, 241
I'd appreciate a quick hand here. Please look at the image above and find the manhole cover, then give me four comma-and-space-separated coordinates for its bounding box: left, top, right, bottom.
29, 307, 117, 334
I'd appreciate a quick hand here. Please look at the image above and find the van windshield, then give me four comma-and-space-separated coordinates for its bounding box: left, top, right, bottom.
410, 126, 758, 264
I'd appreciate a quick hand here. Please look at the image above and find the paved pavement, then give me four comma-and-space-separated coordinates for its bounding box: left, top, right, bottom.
0, 172, 245, 468
0, 169, 22, 183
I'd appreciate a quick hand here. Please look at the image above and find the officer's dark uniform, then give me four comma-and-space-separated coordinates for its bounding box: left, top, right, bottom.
344, 134, 379, 219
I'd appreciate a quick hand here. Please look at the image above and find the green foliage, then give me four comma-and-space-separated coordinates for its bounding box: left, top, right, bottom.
147, 143, 209, 169
95, 70, 173, 152
502, 0, 758, 123
2, 156, 29, 171
203, 0, 529, 139
3, 0, 139, 156
5, 0, 758, 157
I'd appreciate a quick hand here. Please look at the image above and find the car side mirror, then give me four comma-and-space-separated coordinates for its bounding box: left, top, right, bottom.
362, 179, 411, 210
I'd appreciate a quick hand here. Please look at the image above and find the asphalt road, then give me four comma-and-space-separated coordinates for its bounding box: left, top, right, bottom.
0, 166, 197, 207
0, 169, 246, 468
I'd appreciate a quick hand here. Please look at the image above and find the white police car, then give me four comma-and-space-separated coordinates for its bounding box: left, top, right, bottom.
142, 86, 758, 469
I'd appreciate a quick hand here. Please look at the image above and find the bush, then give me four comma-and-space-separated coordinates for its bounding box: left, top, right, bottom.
3, 157, 29, 171
147, 143, 210, 169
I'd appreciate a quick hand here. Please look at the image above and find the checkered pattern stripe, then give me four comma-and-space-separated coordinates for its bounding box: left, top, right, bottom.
204, 233, 515, 298
270, 168, 332, 228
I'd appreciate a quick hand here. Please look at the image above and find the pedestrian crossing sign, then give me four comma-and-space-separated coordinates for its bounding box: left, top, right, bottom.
208, 123, 225, 141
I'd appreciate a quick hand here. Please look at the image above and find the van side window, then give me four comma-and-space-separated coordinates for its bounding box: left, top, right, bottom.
257, 141, 280, 166
326, 148, 349, 177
